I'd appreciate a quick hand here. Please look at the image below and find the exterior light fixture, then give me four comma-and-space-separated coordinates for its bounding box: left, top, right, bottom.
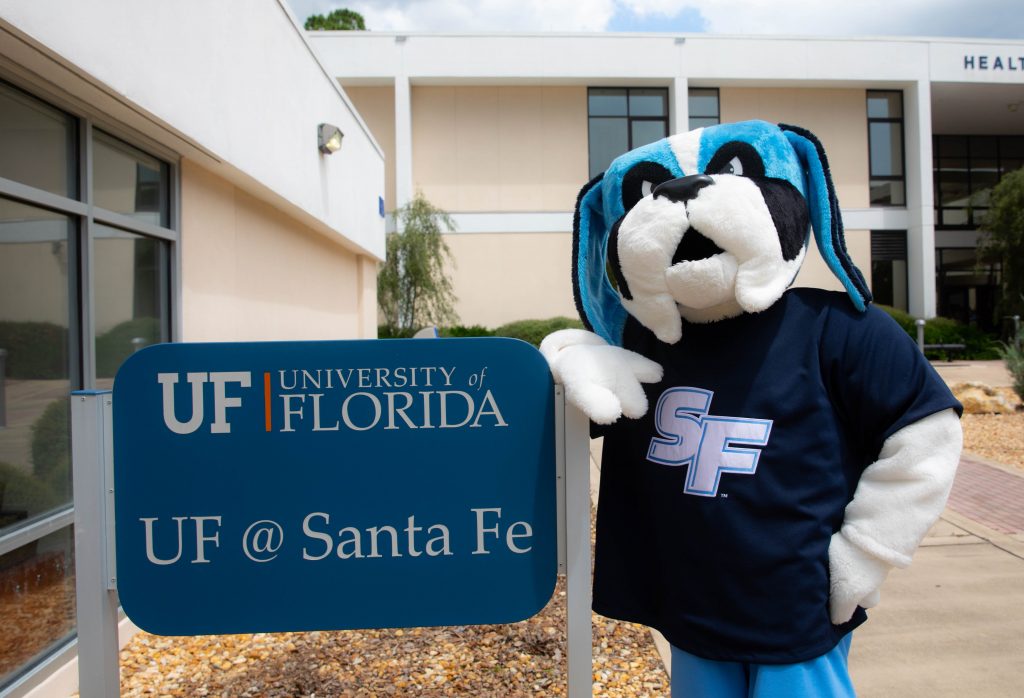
318, 123, 344, 154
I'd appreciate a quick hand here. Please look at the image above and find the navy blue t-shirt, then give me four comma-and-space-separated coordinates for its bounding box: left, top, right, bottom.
592, 288, 961, 664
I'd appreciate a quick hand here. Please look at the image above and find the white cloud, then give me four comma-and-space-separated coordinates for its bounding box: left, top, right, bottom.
287, 0, 1024, 38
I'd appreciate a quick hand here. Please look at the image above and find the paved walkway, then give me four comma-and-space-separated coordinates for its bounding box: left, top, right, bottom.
947, 455, 1024, 535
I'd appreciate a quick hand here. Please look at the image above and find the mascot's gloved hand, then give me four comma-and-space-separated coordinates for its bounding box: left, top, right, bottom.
540, 329, 663, 425
827, 408, 963, 624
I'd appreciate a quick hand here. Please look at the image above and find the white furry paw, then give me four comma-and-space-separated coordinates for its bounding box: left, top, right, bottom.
828, 531, 891, 624
540, 329, 663, 424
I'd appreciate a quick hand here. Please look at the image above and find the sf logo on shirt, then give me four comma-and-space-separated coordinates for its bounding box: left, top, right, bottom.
647, 387, 772, 497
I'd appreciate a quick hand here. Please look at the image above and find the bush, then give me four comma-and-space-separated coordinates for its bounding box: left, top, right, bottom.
440, 325, 495, 338
31, 399, 71, 500
95, 317, 161, 378
0, 461, 60, 521
999, 331, 1024, 401
876, 305, 1000, 360
493, 317, 584, 348
0, 321, 68, 379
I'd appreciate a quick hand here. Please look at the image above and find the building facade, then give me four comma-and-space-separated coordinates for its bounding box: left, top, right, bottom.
313, 32, 1024, 331
0, 1, 384, 695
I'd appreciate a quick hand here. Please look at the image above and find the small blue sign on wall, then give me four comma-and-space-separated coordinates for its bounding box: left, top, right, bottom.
113, 338, 556, 636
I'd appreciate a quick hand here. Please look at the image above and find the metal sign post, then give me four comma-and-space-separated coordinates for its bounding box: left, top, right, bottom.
71, 390, 120, 697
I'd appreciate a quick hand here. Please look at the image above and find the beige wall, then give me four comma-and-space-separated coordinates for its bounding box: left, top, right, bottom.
721, 87, 872, 293
445, 232, 577, 327
343, 86, 396, 213
180, 160, 377, 341
413, 86, 588, 212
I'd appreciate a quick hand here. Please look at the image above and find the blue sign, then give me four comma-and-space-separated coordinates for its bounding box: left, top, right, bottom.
113, 338, 556, 636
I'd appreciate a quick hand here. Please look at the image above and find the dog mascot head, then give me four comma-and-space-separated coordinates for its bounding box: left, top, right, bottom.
574, 120, 872, 345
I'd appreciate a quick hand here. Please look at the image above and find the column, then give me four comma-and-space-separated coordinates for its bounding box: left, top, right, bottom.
394, 72, 413, 212
903, 80, 937, 318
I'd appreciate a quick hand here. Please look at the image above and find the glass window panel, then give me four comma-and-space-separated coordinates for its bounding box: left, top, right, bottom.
0, 526, 75, 687
689, 116, 720, 130
939, 157, 968, 172
941, 208, 969, 226
970, 136, 997, 158
867, 91, 902, 119
870, 180, 905, 206
939, 172, 970, 206
93, 225, 168, 382
631, 120, 667, 148
937, 135, 967, 157
92, 131, 169, 227
970, 207, 990, 226
629, 89, 666, 117
869, 122, 903, 177
0, 83, 77, 198
1000, 136, 1024, 158
0, 198, 73, 521
588, 89, 627, 117
688, 89, 719, 118
999, 159, 1022, 176
589, 117, 629, 179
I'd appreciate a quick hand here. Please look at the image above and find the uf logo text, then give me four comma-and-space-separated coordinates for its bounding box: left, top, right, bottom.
647, 387, 772, 497
158, 372, 252, 434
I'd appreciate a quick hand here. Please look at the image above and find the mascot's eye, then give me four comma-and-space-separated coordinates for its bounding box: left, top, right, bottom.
705, 141, 766, 179
717, 157, 743, 176
621, 162, 675, 212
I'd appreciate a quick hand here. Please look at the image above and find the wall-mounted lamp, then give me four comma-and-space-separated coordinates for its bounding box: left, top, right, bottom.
318, 123, 344, 154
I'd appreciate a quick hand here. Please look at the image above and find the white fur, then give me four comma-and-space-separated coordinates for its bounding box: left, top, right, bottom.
539, 329, 664, 424
668, 129, 702, 177
617, 196, 689, 344
828, 408, 963, 623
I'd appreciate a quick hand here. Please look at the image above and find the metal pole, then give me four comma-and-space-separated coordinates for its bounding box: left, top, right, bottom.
71, 390, 121, 697
1014, 315, 1021, 351
915, 319, 926, 352
563, 395, 593, 698
0, 348, 7, 428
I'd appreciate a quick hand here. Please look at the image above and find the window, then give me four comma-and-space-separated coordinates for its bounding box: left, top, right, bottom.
870, 231, 908, 311
588, 88, 669, 179
0, 79, 175, 689
934, 135, 1024, 228
867, 90, 906, 206
688, 88, 720, 130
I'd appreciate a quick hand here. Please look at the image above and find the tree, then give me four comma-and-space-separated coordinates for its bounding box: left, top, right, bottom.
304, 8, 366, 31
979, 167, 1024, 320
377, 193, 459, 337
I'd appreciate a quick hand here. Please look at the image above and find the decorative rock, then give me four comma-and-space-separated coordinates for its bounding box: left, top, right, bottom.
951, 382, 1022, 414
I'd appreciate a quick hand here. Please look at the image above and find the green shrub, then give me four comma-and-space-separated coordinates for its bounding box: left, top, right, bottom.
0, 321, 68, 379
95, 317, 161, 378
999, 330, 1024, 401
0, 461, 60, 520
876, 305, 1000, 360
493, 317, 585, 348
31, 399, 71, 500
440, 325, 495, 338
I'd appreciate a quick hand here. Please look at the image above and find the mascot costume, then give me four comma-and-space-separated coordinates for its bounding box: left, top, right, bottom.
540, 121, 963, 697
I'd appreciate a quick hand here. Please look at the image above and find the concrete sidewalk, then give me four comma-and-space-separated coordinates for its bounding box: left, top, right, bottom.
851, 361, 1023, 696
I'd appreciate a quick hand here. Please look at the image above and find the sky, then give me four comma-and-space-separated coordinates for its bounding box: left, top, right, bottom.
285, 0, 1024, 38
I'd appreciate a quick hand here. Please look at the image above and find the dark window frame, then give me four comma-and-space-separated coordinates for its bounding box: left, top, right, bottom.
933, 134, 1023, 229
688, 87, 721, 130
587, 87, 670, 179
866, 90, 906, 207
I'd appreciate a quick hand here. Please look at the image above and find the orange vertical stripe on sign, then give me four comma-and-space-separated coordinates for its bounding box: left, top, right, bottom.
264, 372, 271, 432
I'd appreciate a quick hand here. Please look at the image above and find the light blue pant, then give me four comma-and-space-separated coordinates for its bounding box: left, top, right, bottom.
670, 634, 855, 698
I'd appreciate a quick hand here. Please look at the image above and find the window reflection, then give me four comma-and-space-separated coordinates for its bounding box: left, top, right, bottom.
0, 198, 73, 522
587, 87, 671, 179
94, 224, 168, 382
0, 83, 77, 199
0, 527, 76, 685
93, 130, 169, 227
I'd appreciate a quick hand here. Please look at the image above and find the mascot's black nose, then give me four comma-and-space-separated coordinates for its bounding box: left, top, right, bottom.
653, 174, 714, 204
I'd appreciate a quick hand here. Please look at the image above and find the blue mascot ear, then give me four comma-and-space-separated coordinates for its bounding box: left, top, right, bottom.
780, 124, 872, 312
573, 173, 628, 345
